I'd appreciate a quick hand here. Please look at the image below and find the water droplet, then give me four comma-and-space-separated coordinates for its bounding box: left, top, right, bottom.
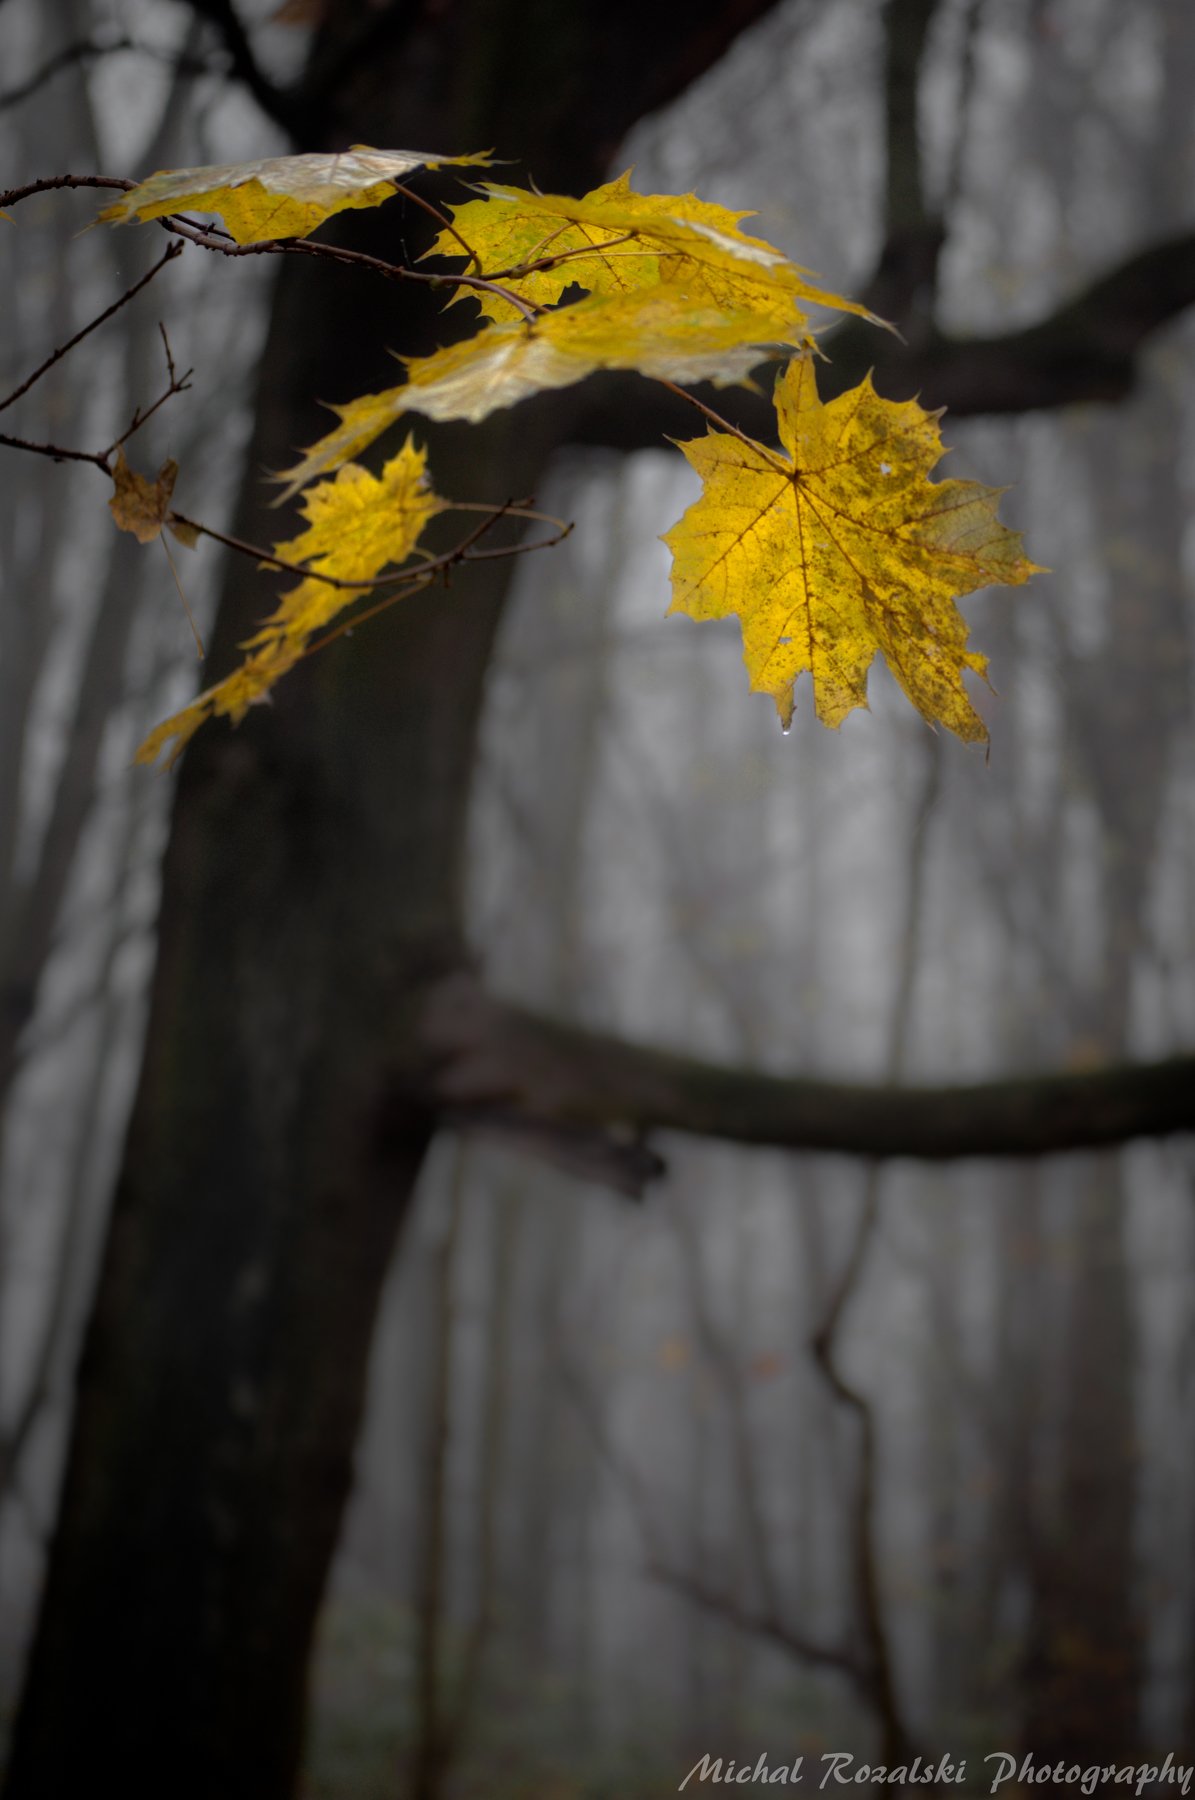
880, 461, 892, 475
781, 721, 791, 737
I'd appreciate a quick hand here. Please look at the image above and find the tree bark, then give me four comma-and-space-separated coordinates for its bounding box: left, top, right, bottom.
1, 3, 789, 1796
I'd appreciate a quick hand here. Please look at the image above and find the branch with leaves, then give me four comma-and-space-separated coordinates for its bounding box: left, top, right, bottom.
3, 143, 1039, 767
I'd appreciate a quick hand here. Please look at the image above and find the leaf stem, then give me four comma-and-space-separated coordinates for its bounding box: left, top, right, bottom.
389, 179, 480, 270
655, 375, 790, 472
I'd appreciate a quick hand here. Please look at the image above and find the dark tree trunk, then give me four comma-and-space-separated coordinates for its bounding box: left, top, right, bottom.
1, 4, 786, 1796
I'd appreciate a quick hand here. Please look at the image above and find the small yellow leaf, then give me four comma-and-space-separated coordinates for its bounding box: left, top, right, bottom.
98, 146, 492, 245
137, 437, 441, 765
429, 173, 877, 332
108, 449, 178, 543
135, 639, 301, 769
272, 446, 443, 581
664, 357, 1043, 740
275, 286, 798, 497
167, 517, 200, 548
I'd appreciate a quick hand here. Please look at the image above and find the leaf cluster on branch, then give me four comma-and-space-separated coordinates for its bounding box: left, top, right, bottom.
2, 144, 1039, 765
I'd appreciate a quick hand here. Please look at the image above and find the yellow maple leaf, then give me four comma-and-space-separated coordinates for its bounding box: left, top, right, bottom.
108, 448, 178, 542
664, 357, 1042, 739
429, 172, 878, 332
98, 145, 492, 245
275, 286, 798, 498
136, 437, 441, 765
270, 444, 444, 584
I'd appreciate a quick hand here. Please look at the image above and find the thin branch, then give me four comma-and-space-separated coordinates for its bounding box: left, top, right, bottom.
0, 174, 133, 208
0, 243, 183, 416
0, 432, 110, 472
103, 326, 193, 456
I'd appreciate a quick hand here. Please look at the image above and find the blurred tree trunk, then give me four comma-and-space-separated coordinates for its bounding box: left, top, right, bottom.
0, 4, 786, 1797
1022, 315, 1190, 1775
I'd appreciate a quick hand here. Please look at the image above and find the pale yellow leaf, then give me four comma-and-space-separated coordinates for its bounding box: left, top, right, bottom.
98, 145, 492, 245
275, 286, 798, 498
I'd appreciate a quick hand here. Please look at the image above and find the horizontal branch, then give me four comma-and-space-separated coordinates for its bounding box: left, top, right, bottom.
420, 975, 1195, 1176
569, 229, 1195, 447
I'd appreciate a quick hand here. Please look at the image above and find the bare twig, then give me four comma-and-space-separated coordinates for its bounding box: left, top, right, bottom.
0, 173, 133, 208
0, 244, 183, 416
0, 431, 111, 472
165, 500, 571, 599
104, 345, 194, 457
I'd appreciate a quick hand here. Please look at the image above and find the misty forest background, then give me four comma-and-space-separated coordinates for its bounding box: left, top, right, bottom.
2, 0, 1195, 1794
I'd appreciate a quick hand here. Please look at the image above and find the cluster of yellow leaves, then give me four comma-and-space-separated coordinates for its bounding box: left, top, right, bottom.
98, 146, 492, 245
430, 172, 879, 327
94, 148, 1040, 759
665, 358, 1042, 741
133, 438, 442, 766
274, 287, 801, 498
276, 171, 879, 494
